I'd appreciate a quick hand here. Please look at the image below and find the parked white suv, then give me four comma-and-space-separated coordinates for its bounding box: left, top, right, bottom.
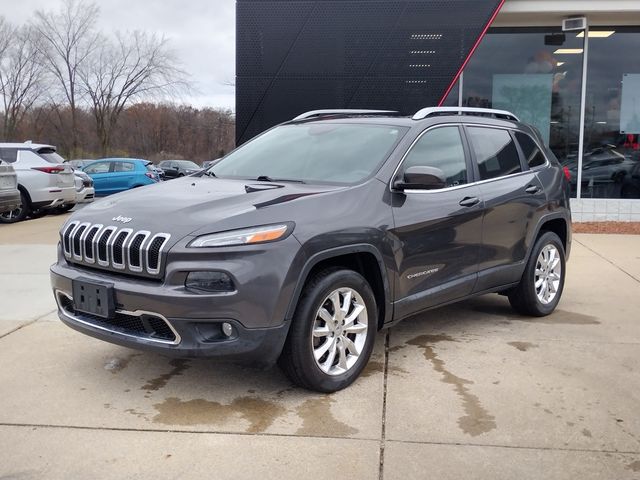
0, 143, 76, 223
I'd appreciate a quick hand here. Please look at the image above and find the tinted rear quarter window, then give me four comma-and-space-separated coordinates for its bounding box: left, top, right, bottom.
515, 132, 546, 168
467, 127, 522, 181
37, 148, 65, 164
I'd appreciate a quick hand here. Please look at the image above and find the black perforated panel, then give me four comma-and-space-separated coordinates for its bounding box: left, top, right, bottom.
236, 0, 503, 144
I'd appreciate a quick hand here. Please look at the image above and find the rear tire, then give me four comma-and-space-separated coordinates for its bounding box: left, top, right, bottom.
53, 204, 75, 214
0, 190, 30, 223
279, 268, 377, 392
508, 231, 566, 317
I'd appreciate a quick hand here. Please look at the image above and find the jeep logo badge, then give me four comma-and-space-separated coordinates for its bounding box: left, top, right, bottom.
112, 215, 132, 224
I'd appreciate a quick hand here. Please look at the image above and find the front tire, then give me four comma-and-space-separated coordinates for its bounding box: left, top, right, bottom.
508, 231, 566, 317
279, 268, 377, 392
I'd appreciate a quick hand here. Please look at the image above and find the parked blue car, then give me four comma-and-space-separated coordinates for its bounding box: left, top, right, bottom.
82, 158, 159, 196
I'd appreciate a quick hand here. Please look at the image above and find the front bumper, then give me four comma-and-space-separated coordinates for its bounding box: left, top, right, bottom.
0, 189, 20, 212
50, 234, 306, 362
73, 187, 95, 204
53, 287, 289, 362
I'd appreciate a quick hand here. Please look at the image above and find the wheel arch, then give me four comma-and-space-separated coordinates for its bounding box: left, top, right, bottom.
528, 213, 571, 263
285, 244, 392, 330
16, 184, 33, 206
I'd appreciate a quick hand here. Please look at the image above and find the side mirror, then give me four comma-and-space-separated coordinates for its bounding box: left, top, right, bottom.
394, 166, 447, 191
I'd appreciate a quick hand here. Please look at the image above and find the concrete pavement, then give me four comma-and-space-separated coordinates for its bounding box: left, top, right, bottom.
0, 216, 639, 479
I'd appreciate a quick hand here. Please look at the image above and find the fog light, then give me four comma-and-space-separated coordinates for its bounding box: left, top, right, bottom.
222, 322, 233, 337
185, 271, 234, 293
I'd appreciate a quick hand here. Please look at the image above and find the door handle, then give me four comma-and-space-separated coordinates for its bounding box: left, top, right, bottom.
459, 196, 480, 207
525, 185, 541, 194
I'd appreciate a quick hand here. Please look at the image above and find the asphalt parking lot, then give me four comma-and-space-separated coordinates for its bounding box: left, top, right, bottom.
0, 215, 639, 479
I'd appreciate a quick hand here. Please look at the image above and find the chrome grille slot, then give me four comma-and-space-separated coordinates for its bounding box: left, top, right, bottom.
111, 229, 132, 269
61, 222, 170, 277
72, 223, 89, 260
62, 221, 79, 258
97, 227, 116, 265
127, 231, 150, 272
82, 225, 102, 263
146, 234, 170, 275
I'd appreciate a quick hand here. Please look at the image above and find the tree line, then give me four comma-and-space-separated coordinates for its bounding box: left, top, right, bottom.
0, 0, 235, 162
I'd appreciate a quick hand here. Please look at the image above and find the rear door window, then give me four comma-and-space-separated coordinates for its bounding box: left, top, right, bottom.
113, 162, 135, 172
515, 132, 546, 169
84, 162, 111, 174
467, 127, 522, 181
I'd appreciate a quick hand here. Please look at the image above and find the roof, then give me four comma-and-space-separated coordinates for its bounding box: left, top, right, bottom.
0, 142, 56, 150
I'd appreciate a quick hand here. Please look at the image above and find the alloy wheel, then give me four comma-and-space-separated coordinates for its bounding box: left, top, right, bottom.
535, 244, 562, 305
0, 205, 22, 221
312, 287, 368, 376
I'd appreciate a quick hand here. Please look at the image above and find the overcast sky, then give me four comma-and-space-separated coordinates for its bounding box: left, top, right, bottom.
5, 0, 237, 110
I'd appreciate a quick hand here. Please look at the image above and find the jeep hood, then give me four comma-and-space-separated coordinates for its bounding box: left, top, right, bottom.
66, 176, 342, 238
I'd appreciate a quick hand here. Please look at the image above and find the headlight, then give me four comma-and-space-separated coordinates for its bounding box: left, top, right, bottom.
188, 224, 291, 248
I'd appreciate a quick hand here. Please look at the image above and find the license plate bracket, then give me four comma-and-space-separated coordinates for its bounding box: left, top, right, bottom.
72, 278, 115, 319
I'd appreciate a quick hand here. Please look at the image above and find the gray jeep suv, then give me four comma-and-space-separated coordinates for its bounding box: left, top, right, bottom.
50, 107, 572, 392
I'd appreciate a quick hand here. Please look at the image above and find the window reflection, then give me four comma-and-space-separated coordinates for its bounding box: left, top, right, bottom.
582, 27, 640, 199
443, 28, 584, 196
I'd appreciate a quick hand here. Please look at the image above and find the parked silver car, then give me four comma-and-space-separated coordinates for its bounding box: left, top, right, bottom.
0, 143, 76, 223
0, 160, 20, 217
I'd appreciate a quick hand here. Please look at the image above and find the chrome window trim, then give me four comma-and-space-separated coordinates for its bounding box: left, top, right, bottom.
97, 227, 116, 266
110, 228, 133, 270
82, 224, 103, 264
55, 290, 181, 346
72, 222, 91, 261
144, 233, 171, 275
126, 230, 151, 273
62, 221, 79, 259
389, 123, 551, 195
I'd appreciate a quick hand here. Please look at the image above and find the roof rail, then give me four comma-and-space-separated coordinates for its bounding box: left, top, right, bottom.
293, 109, 399, 121
412, 107, 520, 122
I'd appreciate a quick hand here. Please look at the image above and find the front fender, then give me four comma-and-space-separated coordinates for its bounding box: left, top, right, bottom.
284, 243, 393, 326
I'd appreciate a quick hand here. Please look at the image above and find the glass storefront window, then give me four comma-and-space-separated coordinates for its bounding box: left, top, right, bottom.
582, 27, 640, 199
443, 28, 585, 197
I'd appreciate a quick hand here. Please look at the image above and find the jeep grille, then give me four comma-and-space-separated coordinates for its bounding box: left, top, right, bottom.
62, 221, 170, 277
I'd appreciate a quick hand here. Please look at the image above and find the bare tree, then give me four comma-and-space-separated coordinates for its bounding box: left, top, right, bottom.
79, 30, 188, 156
0, 25, 46, 140
34, 0, 99, 156
0, 17, 11, 59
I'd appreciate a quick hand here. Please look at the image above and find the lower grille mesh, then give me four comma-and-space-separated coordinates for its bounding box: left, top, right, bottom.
59, 294, 176, 343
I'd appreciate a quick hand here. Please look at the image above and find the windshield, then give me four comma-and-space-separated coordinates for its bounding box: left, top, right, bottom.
210, 123, 407, 184
176, 160, 200, 169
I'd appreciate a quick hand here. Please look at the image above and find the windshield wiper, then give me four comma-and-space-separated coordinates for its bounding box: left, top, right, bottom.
255, 175, 305, 184
204, 170, 217, 177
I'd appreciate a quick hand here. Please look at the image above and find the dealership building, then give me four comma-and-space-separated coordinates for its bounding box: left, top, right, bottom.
237, 0, 640, 221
